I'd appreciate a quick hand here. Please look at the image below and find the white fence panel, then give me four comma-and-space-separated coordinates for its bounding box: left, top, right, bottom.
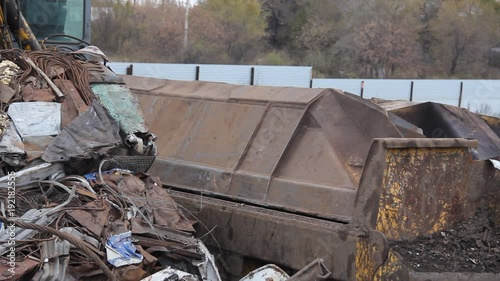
412, 80, 461, 106
462, 80, 500, 115
131, 63, 197, 81
363, 79, 412, 100
107, 62, 130, 75
253, 66, 312, 88
199, 65, 251, 85
311, 79, 363, 96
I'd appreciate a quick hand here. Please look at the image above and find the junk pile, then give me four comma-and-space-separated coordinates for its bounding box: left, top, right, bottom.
0, 48, 223, 281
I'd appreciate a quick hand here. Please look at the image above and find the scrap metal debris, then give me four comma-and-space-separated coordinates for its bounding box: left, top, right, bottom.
0, 48, 222, 281
0, 48, 320, 281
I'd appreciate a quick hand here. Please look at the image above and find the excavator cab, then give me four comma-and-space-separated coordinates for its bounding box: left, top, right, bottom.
19, 0, 91, 46
1, 0, 91, 50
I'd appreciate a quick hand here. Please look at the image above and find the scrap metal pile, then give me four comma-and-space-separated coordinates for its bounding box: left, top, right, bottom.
0, 48, 223, 281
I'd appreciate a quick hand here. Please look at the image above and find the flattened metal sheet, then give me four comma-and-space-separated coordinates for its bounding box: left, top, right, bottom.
7, 102, 61, 137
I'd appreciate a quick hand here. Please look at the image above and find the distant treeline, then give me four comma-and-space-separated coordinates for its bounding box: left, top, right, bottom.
92, 0, 500, 79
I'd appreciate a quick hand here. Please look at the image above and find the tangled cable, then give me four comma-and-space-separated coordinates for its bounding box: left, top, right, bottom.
0, 49, 95, 105
25, 51, 95, 105
0, 216, 118, 281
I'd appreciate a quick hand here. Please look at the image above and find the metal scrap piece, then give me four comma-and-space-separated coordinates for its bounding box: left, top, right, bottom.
0, 120, 25, 155
0, 210, 58, 255
193, 240, 222, 281
0, 112, 9, 139
59, 227, 100, 249
65, 200, 110, 237
140, 267, 199, 281
38, 238, 70, 281
0, 162, 63, 188
0, 60, 19, 86
287, 259, 332, 281
144, 176, 195, 232
239, 265, 289, 281
0, 257, 38, 280
91, 84, 149, 135
21, 85, 56, 102
55, 79, 88, 127
42, 101, 121, 162
0, 83, 15, 104
23, 136, 55, 162
7, 102, 61, 137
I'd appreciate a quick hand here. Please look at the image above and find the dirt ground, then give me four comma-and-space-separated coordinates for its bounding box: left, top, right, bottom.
391, 208, 500, 273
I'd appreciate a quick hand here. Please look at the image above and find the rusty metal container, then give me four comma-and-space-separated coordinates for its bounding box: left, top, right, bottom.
124, 75, 500, 280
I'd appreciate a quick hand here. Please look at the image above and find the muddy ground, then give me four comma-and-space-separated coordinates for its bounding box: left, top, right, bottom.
391, 208, 500, 273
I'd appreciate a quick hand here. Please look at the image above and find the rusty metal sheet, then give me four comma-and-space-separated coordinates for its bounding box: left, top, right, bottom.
55, 79, 88, 127
389, 102, 500, 160
131, 79, 433, 222
121, 75, 167, 92
353, 138, 479, 241
169, 189, 363, 281
0, 83, 15, 103
20, 86, 55, 102
481, 114, 500, 138
0, 257, 38, 280
229, 86, 325, 105
23, 136, 55, 161
66, 200, 110, 237
123, 75, 325, 105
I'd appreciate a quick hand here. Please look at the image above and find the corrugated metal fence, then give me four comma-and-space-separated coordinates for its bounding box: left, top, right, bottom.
108, 62, 500, 114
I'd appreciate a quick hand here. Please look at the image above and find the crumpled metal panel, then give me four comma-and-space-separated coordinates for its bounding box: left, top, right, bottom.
91, 83, 149, 135
42, 101, 121, 162
0, 121, 24, 154
7, 102, 61, 137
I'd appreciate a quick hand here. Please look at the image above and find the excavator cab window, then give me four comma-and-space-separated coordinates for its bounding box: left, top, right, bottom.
19, 0, 89, 44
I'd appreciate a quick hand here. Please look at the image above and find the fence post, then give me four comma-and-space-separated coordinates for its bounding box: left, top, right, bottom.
195, 66, 200, 81
360, 81, 365, 98
458, 81, 464, 108
250, 67, 255, 85
126, 64, 133, 75
410, 81, 414, 101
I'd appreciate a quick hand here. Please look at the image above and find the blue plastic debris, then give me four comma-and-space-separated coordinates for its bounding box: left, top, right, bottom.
105, 231, 143, 267
84, 168, 133, 181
